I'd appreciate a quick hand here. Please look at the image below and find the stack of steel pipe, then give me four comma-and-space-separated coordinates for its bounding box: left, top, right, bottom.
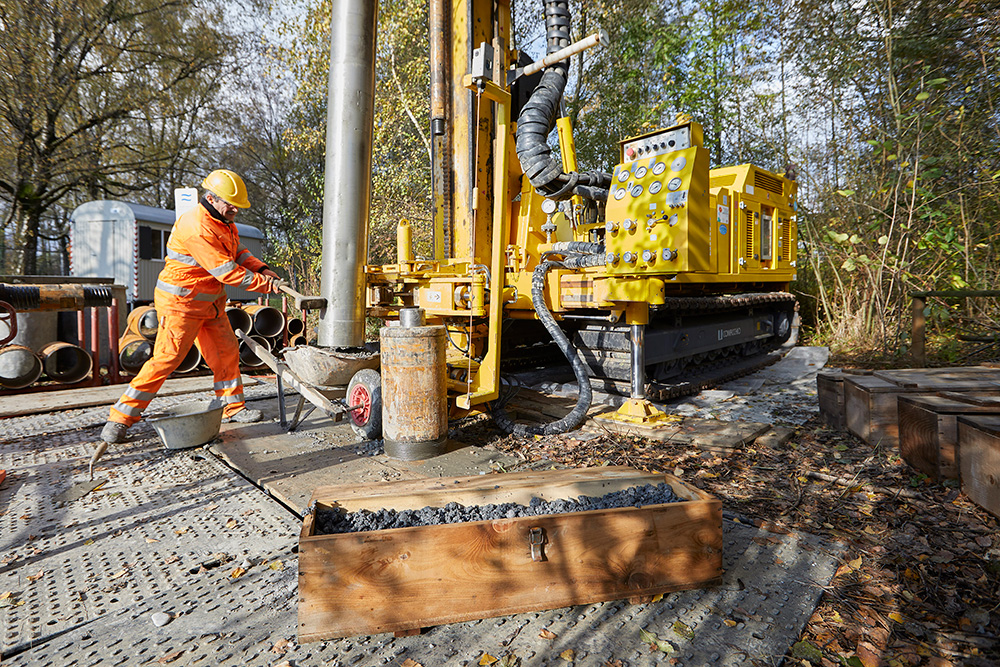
119, 305, 201, 375
225, 302, 305, 365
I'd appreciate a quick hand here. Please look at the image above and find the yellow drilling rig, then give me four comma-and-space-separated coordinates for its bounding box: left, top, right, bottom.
310, 0, 797, 441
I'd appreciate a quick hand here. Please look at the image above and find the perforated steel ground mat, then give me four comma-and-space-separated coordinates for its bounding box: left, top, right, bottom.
1, 400, 842, 666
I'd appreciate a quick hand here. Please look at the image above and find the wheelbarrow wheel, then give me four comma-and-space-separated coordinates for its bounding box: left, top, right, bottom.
347, 368, 382, 439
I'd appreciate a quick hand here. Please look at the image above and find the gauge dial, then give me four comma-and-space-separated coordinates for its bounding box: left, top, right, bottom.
541, 199, 557, 214
617, 170, 630, 183
652, 162, 666, 175
614, 187, 626, 200
667, 177, 683, 191
649, 181, 662, 195
630, 184, 644, 198
634, 165, 648, 179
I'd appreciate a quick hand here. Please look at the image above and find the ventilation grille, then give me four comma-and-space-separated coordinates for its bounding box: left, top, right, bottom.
754, 171, 784, 196
745, 210, 754, 260
780, 218, 792, 261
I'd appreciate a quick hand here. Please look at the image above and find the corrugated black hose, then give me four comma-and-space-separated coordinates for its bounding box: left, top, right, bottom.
514, 0, 611, 202
492, 249, 606, 436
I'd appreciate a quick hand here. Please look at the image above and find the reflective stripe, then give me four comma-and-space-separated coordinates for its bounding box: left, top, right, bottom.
166, 248, 199, 266
214, 379, 241, 391
235, 246, 251, 266
112, 402, 142, 417
222, 393, 244, 404
193, 292, 223, 302
124, 387, 155, 402
240, 269, 255, 286
156, 279, 191, 297
207, 260, 237, 277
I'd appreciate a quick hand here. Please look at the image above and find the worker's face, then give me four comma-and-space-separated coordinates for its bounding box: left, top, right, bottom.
211, 195, 239, 223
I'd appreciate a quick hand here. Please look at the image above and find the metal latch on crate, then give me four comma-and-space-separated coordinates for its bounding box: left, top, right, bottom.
529, 527, 546, 562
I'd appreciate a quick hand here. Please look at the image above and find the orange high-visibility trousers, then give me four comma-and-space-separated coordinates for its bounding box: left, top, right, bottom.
109, 311, 246, 426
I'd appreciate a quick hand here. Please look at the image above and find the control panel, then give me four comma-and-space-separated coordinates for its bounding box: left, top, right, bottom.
620, 123, 702, 164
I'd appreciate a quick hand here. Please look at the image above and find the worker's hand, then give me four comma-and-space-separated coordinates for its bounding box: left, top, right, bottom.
266, 276, 290, 294
261, 268, 280, 280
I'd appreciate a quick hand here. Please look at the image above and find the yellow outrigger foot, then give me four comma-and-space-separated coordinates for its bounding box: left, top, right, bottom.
602, 398, 681, 426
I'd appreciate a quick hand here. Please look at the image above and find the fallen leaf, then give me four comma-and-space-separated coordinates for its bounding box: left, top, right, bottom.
791, 640, 823, 663
26, 570, 44, 582
145, 538, 160, 543
0, 592, 11, 600
158, 650, 184, 664
271, 638, 290, 654
226, 518, 239, 529
109, 569, 129, 580
889, 612, 904, 623
479, 653, 498, 666
204, 504, 219, 511
849, 556, 862, 570
559, 649, 575, 661
975, 536, 992, 547
174, 528, 188, 536
268, 560, 284, 571
602, 662, 624, 667
499, 655, 520, 667
164, 555, 180, 564
723, 619, 737, 627
400, 660, 424, 667
672, 620, 694, 639
639, 628, 675, 653
651, 593, 664, 603
230, 567, 246, 579
241, 509, 257, 516
539, 629, 557, 639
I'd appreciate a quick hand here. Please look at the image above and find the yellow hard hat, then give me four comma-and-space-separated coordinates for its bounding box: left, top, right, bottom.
202, 169, 250, 209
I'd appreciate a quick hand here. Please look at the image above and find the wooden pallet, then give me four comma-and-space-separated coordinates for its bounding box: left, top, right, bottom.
298, 467, 722, 641
957, 415, 1000, 518
898, 394, 1000, 481
845, 367, 1000, 447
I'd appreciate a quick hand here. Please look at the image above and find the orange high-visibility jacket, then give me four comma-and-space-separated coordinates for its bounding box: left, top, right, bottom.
155, 201, 271, 317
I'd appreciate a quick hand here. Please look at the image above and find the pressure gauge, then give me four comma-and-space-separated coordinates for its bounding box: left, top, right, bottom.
671, 156, 687, 172
617, 170, 630, 182
614, 187, 627, 200
649, 181, 662, 195
630, 184, 644, 198
634, 165, 648, 179
652, 162, 666, 175
541, 199, 558, 214
667, 177, 683, 191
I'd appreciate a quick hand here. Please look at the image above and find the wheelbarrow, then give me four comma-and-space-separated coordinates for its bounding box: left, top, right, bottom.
235, 329, 382, 438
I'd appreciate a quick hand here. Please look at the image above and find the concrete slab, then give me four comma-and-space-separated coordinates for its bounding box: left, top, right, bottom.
381, 444, 525, 478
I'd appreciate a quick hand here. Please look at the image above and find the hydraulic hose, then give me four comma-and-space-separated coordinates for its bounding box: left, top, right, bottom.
514, 0, 611, 202
492, 249, 605, 436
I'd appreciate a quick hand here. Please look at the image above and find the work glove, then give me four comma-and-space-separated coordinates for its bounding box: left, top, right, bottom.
266, 276, 290, 294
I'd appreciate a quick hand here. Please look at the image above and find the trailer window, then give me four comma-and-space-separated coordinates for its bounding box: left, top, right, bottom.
139, 225, 166, 261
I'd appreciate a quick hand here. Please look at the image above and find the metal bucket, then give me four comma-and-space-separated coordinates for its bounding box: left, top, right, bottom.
39, 342, 93, 384
380, 325, 447, 460
148, 400, 224, 449
0, 345, 43, 389
244, 304, 285, 338
126, 305, 158, 340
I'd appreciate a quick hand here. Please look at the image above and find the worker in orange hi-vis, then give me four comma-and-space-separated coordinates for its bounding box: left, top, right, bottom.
100, 169, 287, 445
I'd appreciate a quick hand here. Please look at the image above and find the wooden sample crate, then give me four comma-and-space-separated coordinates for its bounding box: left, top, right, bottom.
958, 415, 1000, 518
298, 467, 722, 642
845, 367, 1000, 447
817, 370, 846, 430
899, 394, 1000, 480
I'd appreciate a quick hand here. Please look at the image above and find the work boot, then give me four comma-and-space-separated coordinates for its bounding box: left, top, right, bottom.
223, 407, 264, 424
101, 421, 129, 444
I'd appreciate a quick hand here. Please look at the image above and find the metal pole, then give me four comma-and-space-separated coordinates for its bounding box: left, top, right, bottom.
912, 295, 926, 367
108, 299, 121, 384
317, 0, 378, 349
630, 324, 646, 399
90, 307, 101, 386
429, 0, 452, 260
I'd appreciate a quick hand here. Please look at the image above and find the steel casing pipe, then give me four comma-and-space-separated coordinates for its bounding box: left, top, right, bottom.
126, 305, 158, 340
119, 334, 153, 374
0, 345, 43, 389
286, 317, 304, 337
239, 335, 271, 368
40, 342, 93, 384
244, 304, 285, 338
317, 0, 378, 348
226, 306, 253, 335
380, 325, 448, 460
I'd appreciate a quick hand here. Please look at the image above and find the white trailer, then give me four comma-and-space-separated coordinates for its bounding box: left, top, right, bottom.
70, 199, 265, 305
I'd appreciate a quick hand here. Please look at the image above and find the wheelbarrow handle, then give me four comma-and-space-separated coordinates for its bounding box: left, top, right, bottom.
278, 284, 327, 311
